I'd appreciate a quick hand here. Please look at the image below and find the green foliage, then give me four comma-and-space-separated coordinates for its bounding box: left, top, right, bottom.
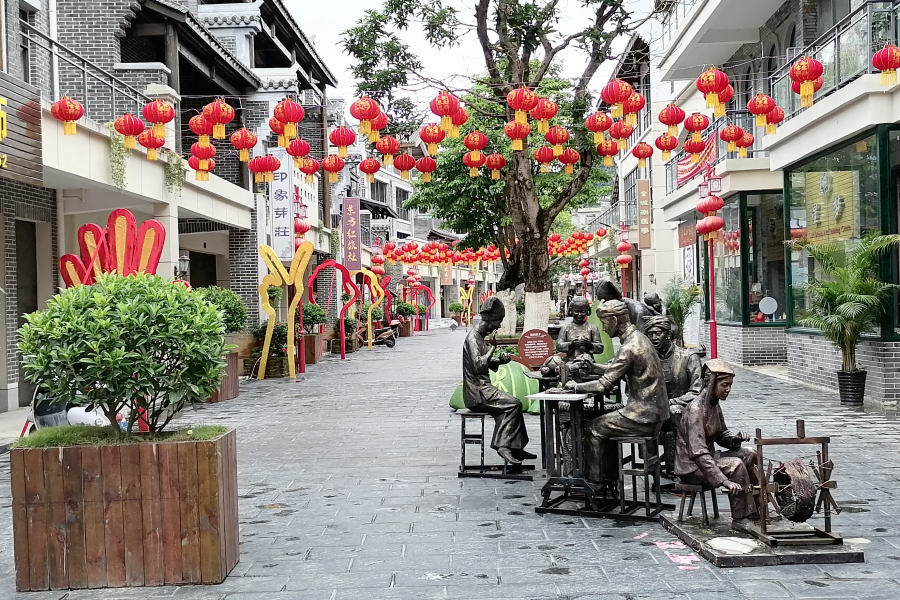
14, 425, 229, 449
394, 301, 417, 317
197, 286, 247, 333
417, 304, 427, 315
341, 291, 352, 304
515, 299, 526, 315
331, 228, 341, 256
267, 285, 284, 303
300, 303, 327, 333
790, 234, 900, 372
361, 302, 386, 323
104, 122, 127, 192
449, 302, 465, 313
251, 320, 289, 358
343, 314, 359, 335
18, 273, 228, 433
164, 151, 185, 197
662, 276, 701, 348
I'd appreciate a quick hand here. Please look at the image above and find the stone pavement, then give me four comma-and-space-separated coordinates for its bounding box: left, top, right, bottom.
1, 328, 900, 599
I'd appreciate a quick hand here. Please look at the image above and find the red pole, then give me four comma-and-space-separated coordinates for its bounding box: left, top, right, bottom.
297, 301, 306, 375
708, 238, 717, 359
621, 267, 627, 298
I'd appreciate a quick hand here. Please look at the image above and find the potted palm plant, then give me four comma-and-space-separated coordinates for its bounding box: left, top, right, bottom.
662, 276, 701, 348
300, 302, 326, 365
790, 234, 900, 404
197, 286, 247, 401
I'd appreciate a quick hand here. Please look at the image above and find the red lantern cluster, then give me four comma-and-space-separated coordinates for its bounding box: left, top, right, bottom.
431, 91, 460, 132
545, 126, 569, 157
188, 155, 215, 182
274, 97, 305, 140
696, 67, 729, 112
114, 113, 144, 149
463, 131, 488, 162
601, 79, 633, 119
287, 138, 311, 168
189, 114, 214, 148
622, 92, 645, 127
696, 194, 725, 240
248, 154, 281, 183
507, 87, 539, 124
616, 239, 633, 269
350, 96, 380, 135
719, 124, 745, 154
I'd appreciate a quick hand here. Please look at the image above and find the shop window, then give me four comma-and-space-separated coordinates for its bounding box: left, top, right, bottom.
713, 197, 742, 324
747, 193, 786, 322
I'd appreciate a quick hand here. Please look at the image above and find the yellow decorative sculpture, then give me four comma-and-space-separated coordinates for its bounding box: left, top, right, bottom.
257, 241, 314, 379
351, 268, 385, 350
459, 285, 475, 327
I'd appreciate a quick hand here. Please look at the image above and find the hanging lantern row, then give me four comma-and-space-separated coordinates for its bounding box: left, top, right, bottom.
616, 239, 633, 269
548, 230, 595, 257
382, 240, 502, 267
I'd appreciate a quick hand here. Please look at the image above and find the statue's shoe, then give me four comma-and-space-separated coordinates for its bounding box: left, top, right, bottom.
730, 518, 758, 534
512, 449, 537, 460
497, 448, 522, 465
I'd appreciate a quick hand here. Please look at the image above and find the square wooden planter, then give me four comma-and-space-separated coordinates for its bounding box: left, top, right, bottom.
209, 352, 240, 403
11, 429, 240, 591
400, 320, 413, 337
304, 332, 322, 365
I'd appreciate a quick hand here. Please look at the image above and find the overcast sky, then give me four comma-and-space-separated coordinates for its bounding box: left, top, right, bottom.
286, 0, 635, 109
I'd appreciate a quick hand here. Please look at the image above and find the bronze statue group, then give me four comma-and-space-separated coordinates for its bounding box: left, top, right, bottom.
462, 290, 759, 532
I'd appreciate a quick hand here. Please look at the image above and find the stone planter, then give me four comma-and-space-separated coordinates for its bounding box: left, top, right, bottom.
209, 351, 240, 403
264, 356, 289, 378
11, 429, 240, 591
304, 332, 322, 365
345, 338, 358, 353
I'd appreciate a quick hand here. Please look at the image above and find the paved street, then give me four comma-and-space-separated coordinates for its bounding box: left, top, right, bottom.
1, 328, 899, 599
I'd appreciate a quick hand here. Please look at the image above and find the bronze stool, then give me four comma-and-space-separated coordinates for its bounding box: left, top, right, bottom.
675, 482, 720, 526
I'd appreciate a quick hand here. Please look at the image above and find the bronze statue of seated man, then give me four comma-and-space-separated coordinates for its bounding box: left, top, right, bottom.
541, 296, 603, 381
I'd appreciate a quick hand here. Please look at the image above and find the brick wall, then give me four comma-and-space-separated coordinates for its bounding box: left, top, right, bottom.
228, 209, 259, 326
699, 323, 787, 366
16, 2, 55, 98
787, 332, 900, 405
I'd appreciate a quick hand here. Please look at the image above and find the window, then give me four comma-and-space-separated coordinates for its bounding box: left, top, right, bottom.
370, 181, 389, 204
396, 188, 410, 221
713, 197, 742, 324
817, 0, 851, 36
747, 193, 786, 322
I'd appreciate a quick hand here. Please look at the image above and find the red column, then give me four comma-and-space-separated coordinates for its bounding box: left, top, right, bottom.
708, 238, 717, 359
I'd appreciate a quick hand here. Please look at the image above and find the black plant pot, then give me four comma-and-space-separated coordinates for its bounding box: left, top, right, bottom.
837, 370, 867, 405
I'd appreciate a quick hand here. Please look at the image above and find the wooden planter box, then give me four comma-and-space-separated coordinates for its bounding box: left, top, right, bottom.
11, 429, 240, 591
304, 332, 322, 365
400, 320, 413, 337
209, 352, 240, 403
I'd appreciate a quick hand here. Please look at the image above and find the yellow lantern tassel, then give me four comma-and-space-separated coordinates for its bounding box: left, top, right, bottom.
613, 104, 623, 119
540, 164, 549, 173
64, 121, 77, 135
153, 122, 165, 137
199, 159, 209, 170
766, 122, 777, 135
691, 153, 699, 164
469, 167, 478, 177
196, 171, 204, 181
401, 170, 410, 181
515, 109, 526, 124
708, 230, 718, 239
213, 123, 225, 139
124, 135, 135, 150
706, 92, 718, 109
491, 170, 500, 180
427, 143, 437, 156
565, 165, 573, 175
638, 158, 646, 169
422, 172, 432, 182
255, 172, 263, 183
727, 141, 736, 153
240, 148, 249, 162
553, 144, 562, 157
756, 114, 767, 127
204, 171, 211, 181
278, 135, 286, 148
626, 113, 635, 126
339, 146, 348, 158
359, 120, 370, 134
329, 172, 338, 183
305, 174, 313, 184
593, 131, 602, 144
883, 69, 897, 86
367, 173, 375, 183
715, 102, 726, 118
668, 125, 678, 137
384, 154, 393, 167
440, 115, 452, 132
368, 130, 377, 143
603, 154, 613, 166
265, 172, 274, 182
512, 139, 523, 151
284, 122, 296, 138
739, 147, 747, 158
662, 150, 671, 161
691, 131, 701, 143
450, 126, 459, 138
470, 150, 479, 162
294, 157, 301, 169
199, 135, 210, 148
147, 148, 158, 161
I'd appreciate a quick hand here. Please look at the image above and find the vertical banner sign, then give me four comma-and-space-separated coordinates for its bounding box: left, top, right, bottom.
637, 179, 651, 250
269, 147, 294, 261
343, 197, 362, 270
440, 265, 453, 286
678, 219, 697, 248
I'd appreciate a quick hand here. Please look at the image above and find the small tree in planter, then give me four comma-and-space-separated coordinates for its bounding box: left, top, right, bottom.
343, 314, 359, 352
300, 302, 327, 364
394, 301, 416, 337
197, 286, 247, 401
790, 234, 900, 404
449, 302, 465, 324
662, 276, 701, 348
250, 320, 289, 377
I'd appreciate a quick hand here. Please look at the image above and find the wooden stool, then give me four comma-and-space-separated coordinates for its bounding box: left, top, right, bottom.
458, 411, 533, 481
676, 482, 719, 526
612, 435, 663, 518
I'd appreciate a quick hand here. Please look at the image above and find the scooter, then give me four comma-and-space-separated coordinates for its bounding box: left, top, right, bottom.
20, 388, 117, 437
357, 320, 399, 348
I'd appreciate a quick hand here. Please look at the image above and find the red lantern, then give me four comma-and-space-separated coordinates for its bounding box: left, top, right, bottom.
609, 120, 634, 148
448, 108, 469, 139
349, 96, 381, 134
420, 124, 446, 156
485, 153, 506, 180
791, 77, 823, 104
504, 121, 531, 151
359, 157, 381, 183
269, 116, 287, 148
655, 134, 678, 161
299, 157, 320, 184
622, 92, 645, 126
545, 126, 570, 157
507, 87, 539, 124
202, 98, 235, 140
463, 131, 488, 162
748, 93, 777, 128
462, 151, 486, 177
765, 105, 785, 136
393, 153, 416, 181
533, 146, 555, 173
295, 216, 311, 236
696, 67, 729, 110
371, 265, 385, 277
596, 140, 618, 166
431, 91, 461, 132
415, 156, 437, 182
189, 155, 215, 181
658, 104, 686, 137
114, 113, 144, 149
286, 138, 311, 167
578, 258, 590, 268
137, 130, 165, 161
230, 128, 257, 162
329, 126, 356, 158
698, 195, 724, 215
704, 215, 725, 239
558, 148, 580, 175
376, 135, 401, 167
368, 111, 388, 143
530, 98, 558, 134
720, 124, 744, 153
580, 267, 591, 277
736, 131, 755, 158
616, 254, 633, 268
873, 44, 900, 86
141, 99, 175, 138
684, 138, 707, 164
191, 142, 216, 171
790, 57, 824, 108
585, 112, 613, 144
715, 84, 735, 118
617, 240, 632, 253
683, 113, 709, 143
632, 141, 653, 169
595, 228, 607, 238
274, 97, 304, 140
550, 233, 561, 243
322, 154, 345, 184
601, 79, 633, 119
189, 114, 214, 148
51, 97, 85, 135
696, 217, 710, 237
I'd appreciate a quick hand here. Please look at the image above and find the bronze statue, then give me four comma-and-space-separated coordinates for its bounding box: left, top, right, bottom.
674, 359, 760, 532
595, 279, 659, 332
541, 296, 603, 381
564, 300, 669, 485
463, 296, 534, 465
642, 292, 665, 317
644, 315, 702, 476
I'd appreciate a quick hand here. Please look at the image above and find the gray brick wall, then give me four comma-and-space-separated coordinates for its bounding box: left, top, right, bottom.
699, 323, 786, 366
228, 208, 260, 326
16, 1, 54, 98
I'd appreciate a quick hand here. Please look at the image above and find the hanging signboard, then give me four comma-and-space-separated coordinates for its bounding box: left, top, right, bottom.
342, 197, 362, 270
678, 219, 696, 248
268, 147, 294, 261
637, 179, 651, 249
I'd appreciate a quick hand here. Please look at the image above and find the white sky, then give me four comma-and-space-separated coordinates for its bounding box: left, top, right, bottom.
286, 0, 636, 108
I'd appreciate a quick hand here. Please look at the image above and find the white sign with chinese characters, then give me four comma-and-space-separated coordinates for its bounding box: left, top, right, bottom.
269, 147, 294, 261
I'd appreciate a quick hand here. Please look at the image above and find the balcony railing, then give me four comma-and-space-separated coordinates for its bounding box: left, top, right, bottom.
20, 19, 149, 125
660, 0, 702, 51
589, 199, 635, 231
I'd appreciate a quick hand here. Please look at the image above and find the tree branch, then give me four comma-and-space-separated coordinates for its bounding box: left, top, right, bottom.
475, 0, 507, 99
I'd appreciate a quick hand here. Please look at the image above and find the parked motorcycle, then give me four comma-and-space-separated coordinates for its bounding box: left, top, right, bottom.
357, 319, 400, 348
20, 388, 116, 437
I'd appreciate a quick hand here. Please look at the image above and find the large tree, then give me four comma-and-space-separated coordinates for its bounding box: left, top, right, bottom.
342, 0, 649, 329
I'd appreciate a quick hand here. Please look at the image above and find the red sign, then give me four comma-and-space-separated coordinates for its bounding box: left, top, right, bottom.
440, 265, 453, 286
678, 219, 697, 248
637, 179, 651, 250
516, 329, 555, 368
676, 135, 717, 186
342, 197, 361, 270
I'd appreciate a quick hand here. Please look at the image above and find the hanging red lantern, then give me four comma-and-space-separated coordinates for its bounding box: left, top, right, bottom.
376, 135, 400, 167
658, 104, 686, 137
703, 215, 725, 239
790, 57, 824, 108
684, 138, 707, 164
580, 267, 591, 277
359, 157, 381, 183
189, 114, 214, 148
420, 124, 446, 156
558, 148, 580, 175
349, 96, 381, 135
141, 99, 175, 139
329, 126, 356, 158
578, 258, 590, 268
791, 76, 823, 104
632, 141, 653, 169
259, 154, 281, 183
274, 97, 304, 140
736, 131, 755, 158
609, 120, 634, 148
616, 253, 633, 268
530, 98, 558, 134
507, 87, 539, 124
321, 154, 345, 184
715, 84, 735, 118
431, 91, 461, 132
747, 93, 777, 127
463, 131, 488, 162
51, 97, 85, 135
765, 105, 785, 136
617, 240, 632, 253
485, 153, 506, 180
462, 151, 486, 177
299, 157, 320, 184
230, 128, 257, 162
114, 113, 144, 149
699, 195, 724, 215
596, 140, 618, 166
269, 116, 287, 148
585, 112, 613, 144
137, 130, 165, 161
294, 216, 310, 236
368, 111, 388, 143
286, 138, 311, 168
191, 142, 216, 171
622, 92, 645, 126
873, 44, 900, 86
393, 153, 416, 181
545, 126, 570, 157
595, 227, 607, 238
720, 124, 744, 154
696, 67, 729, 110
683, 113, 709, 143
504, 120, 531, 151
415, 156, 437, 182
655, 134, 678, 161
202, 98, 235, 140
188, 155, 215, 182
601, 79, 633, 119
533, 146, 555, 173
550, 233, 561, 243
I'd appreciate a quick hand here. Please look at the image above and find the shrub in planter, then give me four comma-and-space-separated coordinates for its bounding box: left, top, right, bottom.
251, 320, 289, 357
343, 315, 359, 352
300, 303, 326, 364
449, 302, 465, 324
197, 286, 247, 401
267, 285, 284, 305
394, 301, 416, 318
361, 302, 385, 323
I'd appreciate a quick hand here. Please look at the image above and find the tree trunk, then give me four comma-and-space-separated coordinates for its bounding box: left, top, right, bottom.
495, 289, 517, 336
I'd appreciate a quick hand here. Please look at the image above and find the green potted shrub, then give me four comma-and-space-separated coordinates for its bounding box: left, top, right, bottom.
300, 302, 327, 365
250, 320, 289, 377
394, 301, 416, 337
267, 284, 284, 306
790, 234, 900, 404
15, 273, 237, 591
360, 302, 385, 326
197, 286, 247, 401
343, 314, 359, 353
449, 302, 465, 324
662, 276, 701, 348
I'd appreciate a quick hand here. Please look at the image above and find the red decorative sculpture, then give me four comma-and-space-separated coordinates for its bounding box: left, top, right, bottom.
307, 260, 360, 360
